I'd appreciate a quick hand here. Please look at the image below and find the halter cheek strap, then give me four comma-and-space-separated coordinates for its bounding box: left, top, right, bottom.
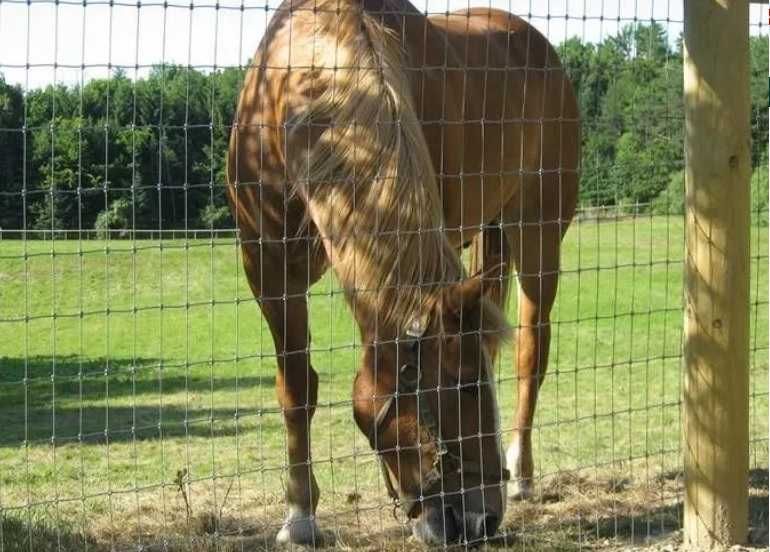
367, 320, 510, 518
368, 362, 452, 517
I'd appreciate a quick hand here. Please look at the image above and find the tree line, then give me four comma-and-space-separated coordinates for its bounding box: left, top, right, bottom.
0, 23, 766, 232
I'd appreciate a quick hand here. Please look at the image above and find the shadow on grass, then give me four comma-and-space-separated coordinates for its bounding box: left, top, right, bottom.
0, 355, 278, 447
493, 503, 682, 551
493, 468, 769, 551
1, 515, 105, 552
0, 403, 278, 446
0, 356, 276, 397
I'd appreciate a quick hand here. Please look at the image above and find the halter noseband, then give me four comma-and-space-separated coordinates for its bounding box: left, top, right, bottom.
366, 320, 510, 518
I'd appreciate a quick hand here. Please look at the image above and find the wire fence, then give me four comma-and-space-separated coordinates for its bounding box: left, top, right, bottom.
0, 1, 767, 551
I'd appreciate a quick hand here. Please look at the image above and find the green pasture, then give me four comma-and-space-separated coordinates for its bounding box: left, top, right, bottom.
0, 216, 766, 549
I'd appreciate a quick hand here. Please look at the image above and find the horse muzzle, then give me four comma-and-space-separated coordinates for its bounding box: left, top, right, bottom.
411, 490, 503, 545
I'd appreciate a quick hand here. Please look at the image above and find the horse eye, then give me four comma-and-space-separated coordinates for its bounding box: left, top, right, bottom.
398, 363, 420, 390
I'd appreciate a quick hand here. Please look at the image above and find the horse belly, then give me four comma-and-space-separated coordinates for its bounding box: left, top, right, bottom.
439, 171, 519, 248
422, 98, 524, 249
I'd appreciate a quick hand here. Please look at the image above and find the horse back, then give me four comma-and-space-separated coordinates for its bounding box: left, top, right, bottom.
415, 8, 579, 239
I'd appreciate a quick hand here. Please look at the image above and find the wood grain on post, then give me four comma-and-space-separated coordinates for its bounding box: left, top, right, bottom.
683, 0, 751, 548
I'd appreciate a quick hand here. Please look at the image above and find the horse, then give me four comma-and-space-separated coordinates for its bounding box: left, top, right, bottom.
225, 0, 579, 544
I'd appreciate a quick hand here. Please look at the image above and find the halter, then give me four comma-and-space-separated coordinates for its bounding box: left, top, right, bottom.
367, 320, 511, 518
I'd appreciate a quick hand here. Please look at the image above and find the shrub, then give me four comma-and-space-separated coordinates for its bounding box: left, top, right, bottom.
651, 166, 768, 227
650, 170, 684, 216
198, 204, 232, 229
751, 163, 768, 227
94, 198, 132, 238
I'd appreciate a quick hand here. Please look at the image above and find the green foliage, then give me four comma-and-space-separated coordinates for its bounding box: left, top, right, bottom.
750, 36, 769, 166
0, 66, 245, 230
613, 131, 679, 205
751, 162, 769, 227
0, 25, 767, 229
564, 26, 766, 211
94, 197, 133, 238
650, 164, 768, 227
0, 76, 25, 229
650, 170, 684, 216
198, 203, 233, 229
564, 22, 689, 208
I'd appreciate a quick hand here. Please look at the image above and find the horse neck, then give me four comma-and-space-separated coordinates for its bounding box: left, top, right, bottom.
288, 0, 460, 339
345, 240, 461, 342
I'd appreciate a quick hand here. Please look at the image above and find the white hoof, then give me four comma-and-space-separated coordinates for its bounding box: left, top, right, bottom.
275, 508, 325, 546
508, 478, 533, 501
506, 441, 533, 501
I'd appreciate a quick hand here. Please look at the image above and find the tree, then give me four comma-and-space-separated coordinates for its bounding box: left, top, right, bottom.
94, 197, 133, 237
0, 26, 764, 228
0, 76, 25, 229
749, 36, 769, 168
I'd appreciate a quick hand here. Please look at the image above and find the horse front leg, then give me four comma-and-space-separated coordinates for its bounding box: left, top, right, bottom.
268, 296, 322, 545
241, 242, 324, 545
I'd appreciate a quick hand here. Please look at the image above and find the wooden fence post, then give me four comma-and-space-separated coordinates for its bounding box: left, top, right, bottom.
683, 0, 751, 547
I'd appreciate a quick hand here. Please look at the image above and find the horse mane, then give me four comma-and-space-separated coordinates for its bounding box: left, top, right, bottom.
286, 1, 465, 331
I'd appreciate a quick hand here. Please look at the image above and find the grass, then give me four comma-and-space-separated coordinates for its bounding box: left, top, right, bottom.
0, 215, 767, 550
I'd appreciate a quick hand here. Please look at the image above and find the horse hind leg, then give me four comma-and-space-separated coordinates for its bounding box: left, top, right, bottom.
468, 221, 515, 361
239, 239, 325, 546
503, 218, 563, 501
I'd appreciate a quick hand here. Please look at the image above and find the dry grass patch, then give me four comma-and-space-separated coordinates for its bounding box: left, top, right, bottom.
4, 467, 766, 551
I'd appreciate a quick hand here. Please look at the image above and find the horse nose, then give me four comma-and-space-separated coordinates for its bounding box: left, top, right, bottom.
459, 511, 500, 542
481, 513, 500, 538
412, 504, 459, 544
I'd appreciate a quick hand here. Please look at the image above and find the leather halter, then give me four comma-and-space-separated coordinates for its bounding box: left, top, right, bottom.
367, 325, 510, 518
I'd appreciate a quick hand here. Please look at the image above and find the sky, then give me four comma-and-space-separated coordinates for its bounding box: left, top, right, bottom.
0, 0, 767, 89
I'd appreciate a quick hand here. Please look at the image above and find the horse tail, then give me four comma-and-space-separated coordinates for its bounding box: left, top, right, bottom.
288, 7, 458, 328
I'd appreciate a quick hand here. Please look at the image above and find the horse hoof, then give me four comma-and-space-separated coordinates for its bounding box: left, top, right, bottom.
276, 510, 326, 547
509, 479, 533, 501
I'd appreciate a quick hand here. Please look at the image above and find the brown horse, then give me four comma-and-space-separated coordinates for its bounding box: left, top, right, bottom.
226, 0, 578, 544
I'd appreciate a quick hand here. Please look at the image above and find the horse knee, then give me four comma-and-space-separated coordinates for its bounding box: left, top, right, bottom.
277, 365, 319, 423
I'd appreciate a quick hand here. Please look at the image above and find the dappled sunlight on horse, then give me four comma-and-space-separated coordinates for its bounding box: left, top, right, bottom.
226, 0, 578, 544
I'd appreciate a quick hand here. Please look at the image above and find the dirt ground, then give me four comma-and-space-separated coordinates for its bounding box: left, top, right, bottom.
8, 466, 764, 552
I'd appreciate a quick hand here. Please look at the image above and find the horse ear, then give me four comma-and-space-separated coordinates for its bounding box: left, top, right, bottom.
444, 263, 506, 315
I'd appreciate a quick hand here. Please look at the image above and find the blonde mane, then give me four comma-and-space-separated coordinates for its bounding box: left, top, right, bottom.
287, 2, 463, 330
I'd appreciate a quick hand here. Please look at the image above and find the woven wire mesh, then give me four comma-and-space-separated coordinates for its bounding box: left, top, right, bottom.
0, 1, 767, 550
